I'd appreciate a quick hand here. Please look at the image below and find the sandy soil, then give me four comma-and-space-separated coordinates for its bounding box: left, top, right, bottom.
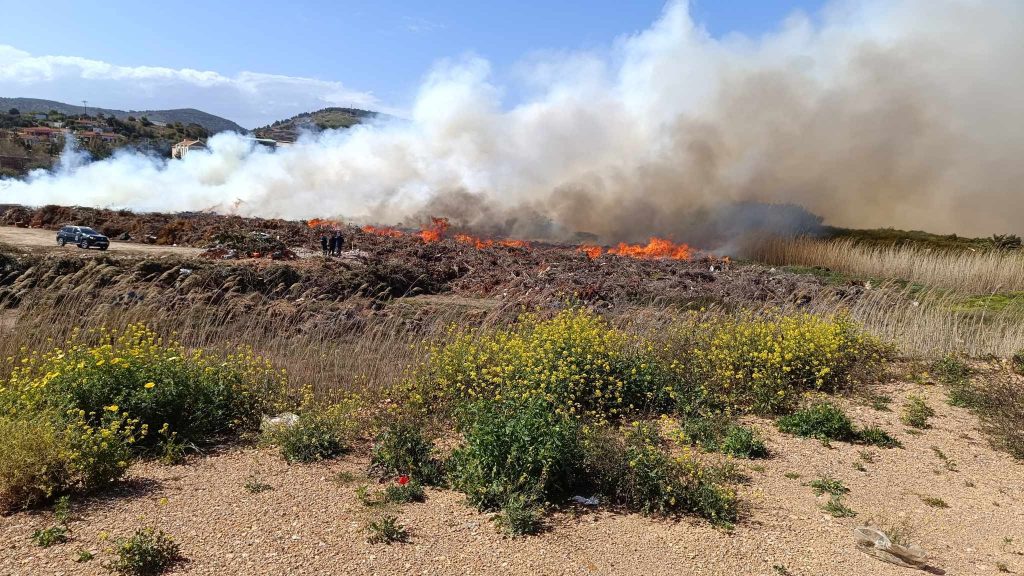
0, 226, 204, 257
2, 384, 1022, 576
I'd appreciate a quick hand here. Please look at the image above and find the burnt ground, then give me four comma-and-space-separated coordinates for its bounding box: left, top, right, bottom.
0, 206, 861, 322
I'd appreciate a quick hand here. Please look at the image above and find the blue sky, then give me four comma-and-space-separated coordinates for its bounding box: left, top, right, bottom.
0, 1, 827, 127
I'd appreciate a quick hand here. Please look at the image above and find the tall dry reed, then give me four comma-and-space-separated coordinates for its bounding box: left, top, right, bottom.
749, 237, 1024, 293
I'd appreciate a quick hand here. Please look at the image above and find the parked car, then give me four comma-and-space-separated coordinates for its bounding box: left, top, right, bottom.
56, 226, 110, 250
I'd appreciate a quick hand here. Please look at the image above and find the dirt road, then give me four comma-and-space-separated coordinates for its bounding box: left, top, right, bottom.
0, 226, 204, 257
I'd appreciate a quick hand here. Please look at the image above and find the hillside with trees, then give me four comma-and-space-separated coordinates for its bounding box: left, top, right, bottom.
0, 98, 245, 134
252, 107, 381, 141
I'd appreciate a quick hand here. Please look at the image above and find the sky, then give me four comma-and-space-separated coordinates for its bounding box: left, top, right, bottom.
0, 0, 827, 128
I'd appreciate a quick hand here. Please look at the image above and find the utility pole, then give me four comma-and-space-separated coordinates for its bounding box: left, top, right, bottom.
81, 100, 88, 117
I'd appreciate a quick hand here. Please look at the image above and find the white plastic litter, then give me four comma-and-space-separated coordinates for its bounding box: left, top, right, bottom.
571, 495, 599, 506
854, 527, 930, 570
260, 412, 299, 432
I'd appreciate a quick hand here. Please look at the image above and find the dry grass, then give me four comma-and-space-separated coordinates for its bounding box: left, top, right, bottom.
750, 237, 1024, 293
0, 294, 513, 401
803, 282, 1024, 358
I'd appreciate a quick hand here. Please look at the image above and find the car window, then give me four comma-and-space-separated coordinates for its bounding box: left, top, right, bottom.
79, 227, 99, 235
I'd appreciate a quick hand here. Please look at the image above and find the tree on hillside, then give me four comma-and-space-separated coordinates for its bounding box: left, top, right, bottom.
7, 108, 18, 116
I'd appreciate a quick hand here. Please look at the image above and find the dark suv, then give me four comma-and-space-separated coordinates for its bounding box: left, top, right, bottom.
57, 226, 110, 250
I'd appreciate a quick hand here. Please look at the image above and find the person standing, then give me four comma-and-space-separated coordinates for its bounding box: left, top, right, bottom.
320, 234, 329, 257
329, 232, 340, 256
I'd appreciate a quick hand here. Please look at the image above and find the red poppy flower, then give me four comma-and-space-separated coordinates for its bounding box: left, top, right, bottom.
397, 475, 410, 485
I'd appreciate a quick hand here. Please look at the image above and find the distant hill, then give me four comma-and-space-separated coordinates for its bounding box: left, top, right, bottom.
0, 97, 245, 134
253, 107, 382, 141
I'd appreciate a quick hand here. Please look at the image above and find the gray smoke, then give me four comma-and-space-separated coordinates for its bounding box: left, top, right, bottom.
2, 0, 1022, 243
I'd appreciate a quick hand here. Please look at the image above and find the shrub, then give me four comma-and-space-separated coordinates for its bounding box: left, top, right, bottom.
1013, 350, 1024, 375
408, 309, 669, 422
823, 496, 856, 517
858, 426, 902, 448
777, 403, 858, 442
809, 476, 848, 497
584, 422, 738, 525
1, 324, 286, 453
901, 396, 935, 429
0, 410, 135, 511
449, 396, 584, 512
269, 409, 350, 464
680, 416, 768, 459
369, 421, 444, 485
671, 312, 885, 415
381, 478, 425, 504
972, 377, 1024, 459
107, 528, 182, 576
31, 525, 68, 548
493, 494, 543, 537
777, 402, 900, 448
365, 514, 409, 544
933, 355, 972, 385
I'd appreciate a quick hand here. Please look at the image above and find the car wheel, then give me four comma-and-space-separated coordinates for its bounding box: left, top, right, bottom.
58, 238, 66, 246
78, 240, 89, 249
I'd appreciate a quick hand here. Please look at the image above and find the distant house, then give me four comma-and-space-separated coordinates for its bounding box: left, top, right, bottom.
16, 127, 67, 144
75, 131, 125, 145
171, 139, 206, 159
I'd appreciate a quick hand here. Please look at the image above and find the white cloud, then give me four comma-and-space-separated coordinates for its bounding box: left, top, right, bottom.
0, 45, 379, 128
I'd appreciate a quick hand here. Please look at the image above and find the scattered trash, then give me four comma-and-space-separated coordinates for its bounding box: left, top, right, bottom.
854, 527, 931, 570
571, 495, 599, 506
260, 412, 299, 432
178, 268, 193, 277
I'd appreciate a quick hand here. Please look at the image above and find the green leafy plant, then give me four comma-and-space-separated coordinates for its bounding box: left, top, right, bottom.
823, 496, 857, 517
901, 395, 935, 429
381, 477, 425, 504
268, 406, 352, 464
243, 474, 272, 494
365, 514, 409, 544
680, 415, 768, 459
584, 422, 738, 526
31, 525, 68, 548
369, 421, 444, 485
76, 549, 95, 563
449, 396, 584, 513
107, 528, 182, 576
809, 476, 849, 497
858, 426, 902, 448
493, 494, 543, 537
777, 403, 857, 443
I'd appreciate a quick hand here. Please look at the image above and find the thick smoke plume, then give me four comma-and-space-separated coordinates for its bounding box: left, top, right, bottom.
2, 0, 1022, 244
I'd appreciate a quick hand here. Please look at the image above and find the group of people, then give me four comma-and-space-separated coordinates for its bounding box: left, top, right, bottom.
320, 232, 346, 257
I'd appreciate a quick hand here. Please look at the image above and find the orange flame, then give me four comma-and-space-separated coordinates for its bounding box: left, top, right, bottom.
361, 224, 405, 238
455, 233, 494, 249
418, 217, 450, 243
308, 218, 341, 229
498, 239, 531, 249
579, 245, 603, 259
608, 237, 691, 260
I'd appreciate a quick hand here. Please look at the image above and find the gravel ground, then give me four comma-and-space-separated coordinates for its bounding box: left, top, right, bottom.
2, 384, 1022, 576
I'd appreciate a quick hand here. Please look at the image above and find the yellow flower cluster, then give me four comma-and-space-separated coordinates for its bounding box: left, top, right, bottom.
676, 311, 883, 414
409, 309, 666, 421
